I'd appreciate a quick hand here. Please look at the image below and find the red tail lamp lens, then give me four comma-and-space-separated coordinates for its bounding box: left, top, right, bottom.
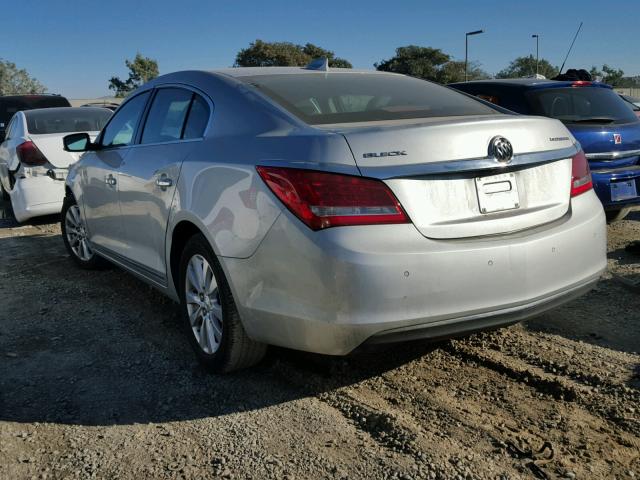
256, 166, 410, 230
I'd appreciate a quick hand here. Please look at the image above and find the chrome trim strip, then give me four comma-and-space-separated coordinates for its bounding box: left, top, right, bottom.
93, 245, 167, 288
591, 165, 640, 174
359, 144, 580, 179
585, 149, 640, 160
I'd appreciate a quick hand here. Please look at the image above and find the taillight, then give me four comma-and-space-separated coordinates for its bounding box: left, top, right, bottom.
570, 150, 592, 197
16, 141, 48, 166
256, 166, 410, 230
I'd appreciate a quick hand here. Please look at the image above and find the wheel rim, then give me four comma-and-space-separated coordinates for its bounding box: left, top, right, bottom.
185, 254, 223, 354
65, 205, 93, 261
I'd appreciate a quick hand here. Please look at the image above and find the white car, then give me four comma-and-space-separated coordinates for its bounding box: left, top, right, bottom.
0, 107, 112, 222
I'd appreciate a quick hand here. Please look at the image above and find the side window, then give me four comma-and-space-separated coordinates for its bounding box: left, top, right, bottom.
141, 88, 192, 144
182, 94, 210, 139
100, 91, 150, 147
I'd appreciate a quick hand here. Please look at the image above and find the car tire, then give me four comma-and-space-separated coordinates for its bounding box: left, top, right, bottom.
605, 208, 630, 223
61, 195, 108, 269
179, 233, 266, 373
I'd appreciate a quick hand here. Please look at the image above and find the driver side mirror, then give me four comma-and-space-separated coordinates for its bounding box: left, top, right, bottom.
63, 132, 96, 152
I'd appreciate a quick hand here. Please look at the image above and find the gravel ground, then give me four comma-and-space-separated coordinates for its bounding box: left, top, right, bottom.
0, 200, 638, 480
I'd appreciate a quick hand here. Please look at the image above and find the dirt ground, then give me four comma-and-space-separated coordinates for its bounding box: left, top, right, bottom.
0, 200, 638, 480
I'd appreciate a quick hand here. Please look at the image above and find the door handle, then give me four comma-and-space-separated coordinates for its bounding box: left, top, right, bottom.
105, 174, 116, 186
156, 176, 173, 188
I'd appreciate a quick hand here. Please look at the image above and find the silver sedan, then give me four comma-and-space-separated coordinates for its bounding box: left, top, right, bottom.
61, 66, 607, 372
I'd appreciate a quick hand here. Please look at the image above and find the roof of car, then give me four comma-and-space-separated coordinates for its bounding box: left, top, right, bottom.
210, 67, 392, 78
450, 78, 612, 89
0, 94, 68, 100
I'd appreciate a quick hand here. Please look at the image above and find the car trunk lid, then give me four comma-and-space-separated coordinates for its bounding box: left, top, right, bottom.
28, 132, 99, 168
327, 115, 577, 239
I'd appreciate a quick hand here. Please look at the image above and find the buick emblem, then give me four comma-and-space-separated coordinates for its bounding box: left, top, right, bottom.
489, 136, 513, 164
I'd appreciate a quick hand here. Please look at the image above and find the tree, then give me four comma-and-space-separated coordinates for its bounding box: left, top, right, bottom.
374, 46, 488, 83
496, 55, 559, 79
108, 53, 159, 97
234, 40, 352, 68
375, 46, 450, 82
439, 60, 490, 84
0, 59, 46, 95
590, 64, 625, 85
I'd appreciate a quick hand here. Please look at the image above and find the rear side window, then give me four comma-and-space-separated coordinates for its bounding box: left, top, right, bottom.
240, 73, 498, 125
25, 108, 111, 134
101, 91, 150, 147
526, 87, 638, 124
141, 88, 193, 144
182, 94, 210, 139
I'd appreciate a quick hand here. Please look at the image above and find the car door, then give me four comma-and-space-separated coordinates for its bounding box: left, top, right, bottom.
116, 87, 211, 283
80, 91, 151, 255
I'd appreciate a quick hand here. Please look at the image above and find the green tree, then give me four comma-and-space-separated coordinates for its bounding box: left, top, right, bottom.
590, 64, 625, 85
234, 40, 352, 68
439, 60, 490, 84
496, 55, 559, 79
0, 59, 46, 95
375, 46, 451, 82
374, 46, 487, 83
108, 53, 159, 98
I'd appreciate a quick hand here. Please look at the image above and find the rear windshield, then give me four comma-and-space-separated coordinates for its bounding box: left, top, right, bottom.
0, 96, 71, 127
526, 87, 638, 124
240, 73, 499, 125
25, 108, 112, 135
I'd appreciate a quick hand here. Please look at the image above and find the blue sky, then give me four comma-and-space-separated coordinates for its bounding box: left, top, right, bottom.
2, 0, 638, 98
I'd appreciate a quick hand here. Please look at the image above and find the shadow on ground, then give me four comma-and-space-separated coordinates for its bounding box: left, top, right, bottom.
0, 230, 442, 427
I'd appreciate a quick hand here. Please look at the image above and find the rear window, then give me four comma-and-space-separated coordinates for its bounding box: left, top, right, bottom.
25, 108, 112, 134
0, 96, 71, 126
526, 87, 638, 124
241, 73, 498, 125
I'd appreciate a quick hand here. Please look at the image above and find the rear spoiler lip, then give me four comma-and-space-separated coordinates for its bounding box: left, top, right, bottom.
357, 144, 580, 180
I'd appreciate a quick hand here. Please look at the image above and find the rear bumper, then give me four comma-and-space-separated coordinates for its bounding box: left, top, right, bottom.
221, 190, 607, 355
10, 176, 64, 222
591, 168, 640, 209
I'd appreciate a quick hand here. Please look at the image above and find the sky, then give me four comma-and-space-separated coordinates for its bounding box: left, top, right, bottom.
2, 0, 639, 98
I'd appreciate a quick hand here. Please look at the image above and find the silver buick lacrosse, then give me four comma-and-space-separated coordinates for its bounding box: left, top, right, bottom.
62, 65, 606, 372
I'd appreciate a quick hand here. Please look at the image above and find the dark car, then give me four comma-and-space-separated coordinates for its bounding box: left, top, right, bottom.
0, 94, 71, 142
450, 79, 640, 222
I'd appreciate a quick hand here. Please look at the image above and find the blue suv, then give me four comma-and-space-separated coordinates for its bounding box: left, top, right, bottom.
450, 78, 640, 221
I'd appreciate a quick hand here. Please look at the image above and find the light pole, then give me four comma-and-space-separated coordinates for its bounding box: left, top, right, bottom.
465, 30, 484, 82
532, 34, 539, 76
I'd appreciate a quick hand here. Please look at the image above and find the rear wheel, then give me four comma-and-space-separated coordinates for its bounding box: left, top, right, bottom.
61, 196, 107, 269
179, 233, 266, 373
605, 208, 630, 223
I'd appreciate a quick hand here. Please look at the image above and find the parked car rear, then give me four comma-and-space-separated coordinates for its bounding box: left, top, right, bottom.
0, 107, 111, 221
60, 68, 606, 372
449, 79, 640, 222
0, 94, 71, 142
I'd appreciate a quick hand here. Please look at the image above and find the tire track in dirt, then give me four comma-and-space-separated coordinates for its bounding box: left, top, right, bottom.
447, 333, 640, 438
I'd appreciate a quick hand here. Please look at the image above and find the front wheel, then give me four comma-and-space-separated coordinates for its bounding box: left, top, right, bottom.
179, 233, 266, 373
61, 196, 107, 269
605, 208, 631, 223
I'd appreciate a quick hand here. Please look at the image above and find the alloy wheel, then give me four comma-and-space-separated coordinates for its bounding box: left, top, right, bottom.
185, 254, 223, 354
65, 205, 93, 261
